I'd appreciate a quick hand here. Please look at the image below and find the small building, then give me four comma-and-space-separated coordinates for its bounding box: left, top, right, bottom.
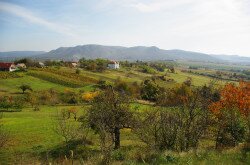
108, 61, 120, 69
38, 62, 45, 68
71, 62, 78, 68
64, 61, 79, 68
16, 63, 27, 69
0, 62, 16, 72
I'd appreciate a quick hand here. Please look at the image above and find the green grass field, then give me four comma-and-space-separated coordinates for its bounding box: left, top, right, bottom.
1, 105, 249, 164
0, 67, 247, 164
0, 66, 229, 95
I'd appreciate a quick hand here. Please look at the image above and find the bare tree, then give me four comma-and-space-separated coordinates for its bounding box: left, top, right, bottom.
53, 109, 81, 143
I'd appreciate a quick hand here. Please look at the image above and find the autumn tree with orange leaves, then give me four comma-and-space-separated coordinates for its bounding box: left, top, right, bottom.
210, 81, 250, 117
210, 81, 250, 148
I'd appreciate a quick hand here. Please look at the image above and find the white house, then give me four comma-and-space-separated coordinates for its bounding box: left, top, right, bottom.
38, 62, 45, 68
16, 63, 27, 69
108, 61, 120, 69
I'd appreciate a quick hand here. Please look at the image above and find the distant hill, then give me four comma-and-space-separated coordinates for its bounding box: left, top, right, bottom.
211, 55, 250, 64
0, 45, 250, 64
34, 45, 219, 62
0, 51, 45, 61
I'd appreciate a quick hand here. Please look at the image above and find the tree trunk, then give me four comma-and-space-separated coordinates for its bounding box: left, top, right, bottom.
114, 127, 120, 149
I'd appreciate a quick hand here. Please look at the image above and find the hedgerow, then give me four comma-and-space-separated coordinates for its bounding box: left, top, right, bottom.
32, 68, 98, 84
0, 72, 22, 79
27, 71, 84, 88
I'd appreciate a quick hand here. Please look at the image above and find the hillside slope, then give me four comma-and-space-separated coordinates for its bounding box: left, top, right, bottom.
34, 45, 220, 62
1, 45, 250, 63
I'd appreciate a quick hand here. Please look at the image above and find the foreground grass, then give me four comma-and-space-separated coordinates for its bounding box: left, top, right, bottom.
0, 106, 84, 162
0, 105, 249, 164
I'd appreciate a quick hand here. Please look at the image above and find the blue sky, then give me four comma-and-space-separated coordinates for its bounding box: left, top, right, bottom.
0, 0, 250, 56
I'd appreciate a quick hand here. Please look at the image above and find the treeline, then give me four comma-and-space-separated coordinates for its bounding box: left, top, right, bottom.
185, 67, 250, 81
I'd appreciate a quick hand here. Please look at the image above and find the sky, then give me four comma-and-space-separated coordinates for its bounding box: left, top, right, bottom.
0, 0, 250, 57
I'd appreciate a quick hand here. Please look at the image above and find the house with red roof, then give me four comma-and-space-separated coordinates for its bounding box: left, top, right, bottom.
0, 62, 16, 72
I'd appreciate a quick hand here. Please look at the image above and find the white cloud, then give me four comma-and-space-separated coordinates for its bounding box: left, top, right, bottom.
1, 0, 250, 56
0, 2, 77, 37
129, 0, 194, 12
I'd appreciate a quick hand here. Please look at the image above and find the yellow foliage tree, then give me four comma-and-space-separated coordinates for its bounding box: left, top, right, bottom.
82, 92, 99, 102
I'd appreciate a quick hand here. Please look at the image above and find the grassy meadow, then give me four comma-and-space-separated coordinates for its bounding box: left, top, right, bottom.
0, 64, 249, 164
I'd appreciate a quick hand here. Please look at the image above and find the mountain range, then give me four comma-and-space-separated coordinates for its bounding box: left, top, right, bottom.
0, 44, 250, 64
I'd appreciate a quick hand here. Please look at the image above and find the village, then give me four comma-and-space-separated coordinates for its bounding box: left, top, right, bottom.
0, 60, 120, 72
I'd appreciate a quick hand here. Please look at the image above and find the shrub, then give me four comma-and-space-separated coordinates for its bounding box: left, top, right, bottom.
33, 105, 40, 111
111, 149, 125, 161
0, 72, 22, 79
60, 90, 79, 104
82, 92, 99, 102
75, 69, 81, 75
140, 65, 157, 74
19, 84, 32, 94
140, 79, 160, 101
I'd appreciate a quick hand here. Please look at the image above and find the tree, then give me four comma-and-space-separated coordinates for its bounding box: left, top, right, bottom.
60, 90, 79, 104
82, 91, 99, 102
168, 66, 175, 73
0, 96, 12, 111
75, 68, 81, 74
153, 84, 217, 151
86, 87, 133, 149
114, 78, 129, 93
141, 79, 160, 101
14, 58, 38, 67
210, 82, 250, 117
25, 93, 37, 107
19, 84, 32, 94
0, 96, 24, 111
54, 109, 82, 143
134, 108, 180, 151
183, 77, 192, 87
210, 82, 250, 148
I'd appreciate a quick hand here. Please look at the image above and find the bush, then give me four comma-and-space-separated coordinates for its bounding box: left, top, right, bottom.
215, 109, 247, 148
140, 80, 160, 101
140, 65, 157, 74
111, 149, 125, 161
33, 105, 40, 111
82, 92, 99, 102
75, 69, 81, 75
60, 90, 79, 104
0, 72, 22, 79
